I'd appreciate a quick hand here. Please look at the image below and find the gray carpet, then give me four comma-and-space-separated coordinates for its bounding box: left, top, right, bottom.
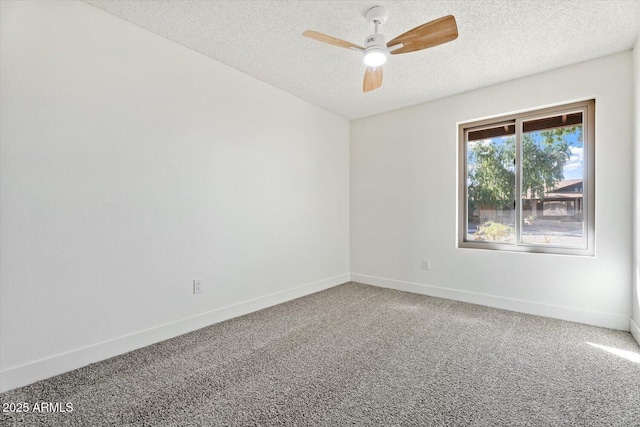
2, 282, 639, 426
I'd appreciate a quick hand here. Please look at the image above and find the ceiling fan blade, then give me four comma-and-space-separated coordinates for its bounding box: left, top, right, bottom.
387, 15, 458, 55
303, 30, 364, 51
363, 66, 383, 92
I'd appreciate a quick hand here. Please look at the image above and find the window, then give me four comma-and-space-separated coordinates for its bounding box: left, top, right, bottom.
458, 100, 595, 255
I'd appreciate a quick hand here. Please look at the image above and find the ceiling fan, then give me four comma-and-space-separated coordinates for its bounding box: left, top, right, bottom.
303, 6, 458, 92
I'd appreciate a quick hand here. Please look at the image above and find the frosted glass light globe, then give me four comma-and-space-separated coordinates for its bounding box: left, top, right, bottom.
363, 50, 387, 67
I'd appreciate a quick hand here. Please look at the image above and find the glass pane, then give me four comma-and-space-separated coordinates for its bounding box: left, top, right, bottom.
466, 128, 516, 243
520, 113, 585, 247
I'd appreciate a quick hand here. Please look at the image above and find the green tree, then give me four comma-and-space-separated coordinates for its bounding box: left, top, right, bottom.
467, 136, 514, 211
521, 127, 577, 201
467, 126, 578, 212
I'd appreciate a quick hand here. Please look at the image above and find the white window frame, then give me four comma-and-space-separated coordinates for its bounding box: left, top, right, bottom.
458, 100, 595, 256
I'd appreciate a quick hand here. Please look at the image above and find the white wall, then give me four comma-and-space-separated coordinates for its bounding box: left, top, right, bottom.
632, 38, 640, 345
0, 1, 350, 392
351, 52, 633, 331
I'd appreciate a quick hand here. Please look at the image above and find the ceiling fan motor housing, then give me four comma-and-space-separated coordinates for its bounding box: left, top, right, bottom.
364, 33, 386, 49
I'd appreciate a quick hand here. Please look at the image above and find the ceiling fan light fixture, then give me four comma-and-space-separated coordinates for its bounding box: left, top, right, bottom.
363, 48, 387, 67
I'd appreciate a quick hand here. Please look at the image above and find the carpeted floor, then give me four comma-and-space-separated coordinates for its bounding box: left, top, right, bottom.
2, 282, 639, 426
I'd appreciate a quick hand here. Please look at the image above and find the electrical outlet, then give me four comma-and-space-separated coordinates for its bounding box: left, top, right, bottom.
421, 259, 430, 270
193, 278, 203, 294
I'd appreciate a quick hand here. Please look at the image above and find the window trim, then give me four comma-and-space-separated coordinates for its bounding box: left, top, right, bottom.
457, 100, 595, 256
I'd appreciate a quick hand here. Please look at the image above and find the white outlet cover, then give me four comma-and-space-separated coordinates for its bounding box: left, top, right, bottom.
193, 279, 203, 294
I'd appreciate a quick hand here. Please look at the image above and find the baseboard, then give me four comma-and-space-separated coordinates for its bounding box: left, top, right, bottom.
0, 273, 349, 393
351, 273, 630, 331
631, 318, 640, 347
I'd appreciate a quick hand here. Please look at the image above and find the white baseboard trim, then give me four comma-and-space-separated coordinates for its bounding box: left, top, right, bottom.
630, 318, 640, 347
0, 273, 350, 393
351, 273, 630, 331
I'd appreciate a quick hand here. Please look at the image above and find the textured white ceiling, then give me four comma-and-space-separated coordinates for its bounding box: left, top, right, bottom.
84, 0, 640, 120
